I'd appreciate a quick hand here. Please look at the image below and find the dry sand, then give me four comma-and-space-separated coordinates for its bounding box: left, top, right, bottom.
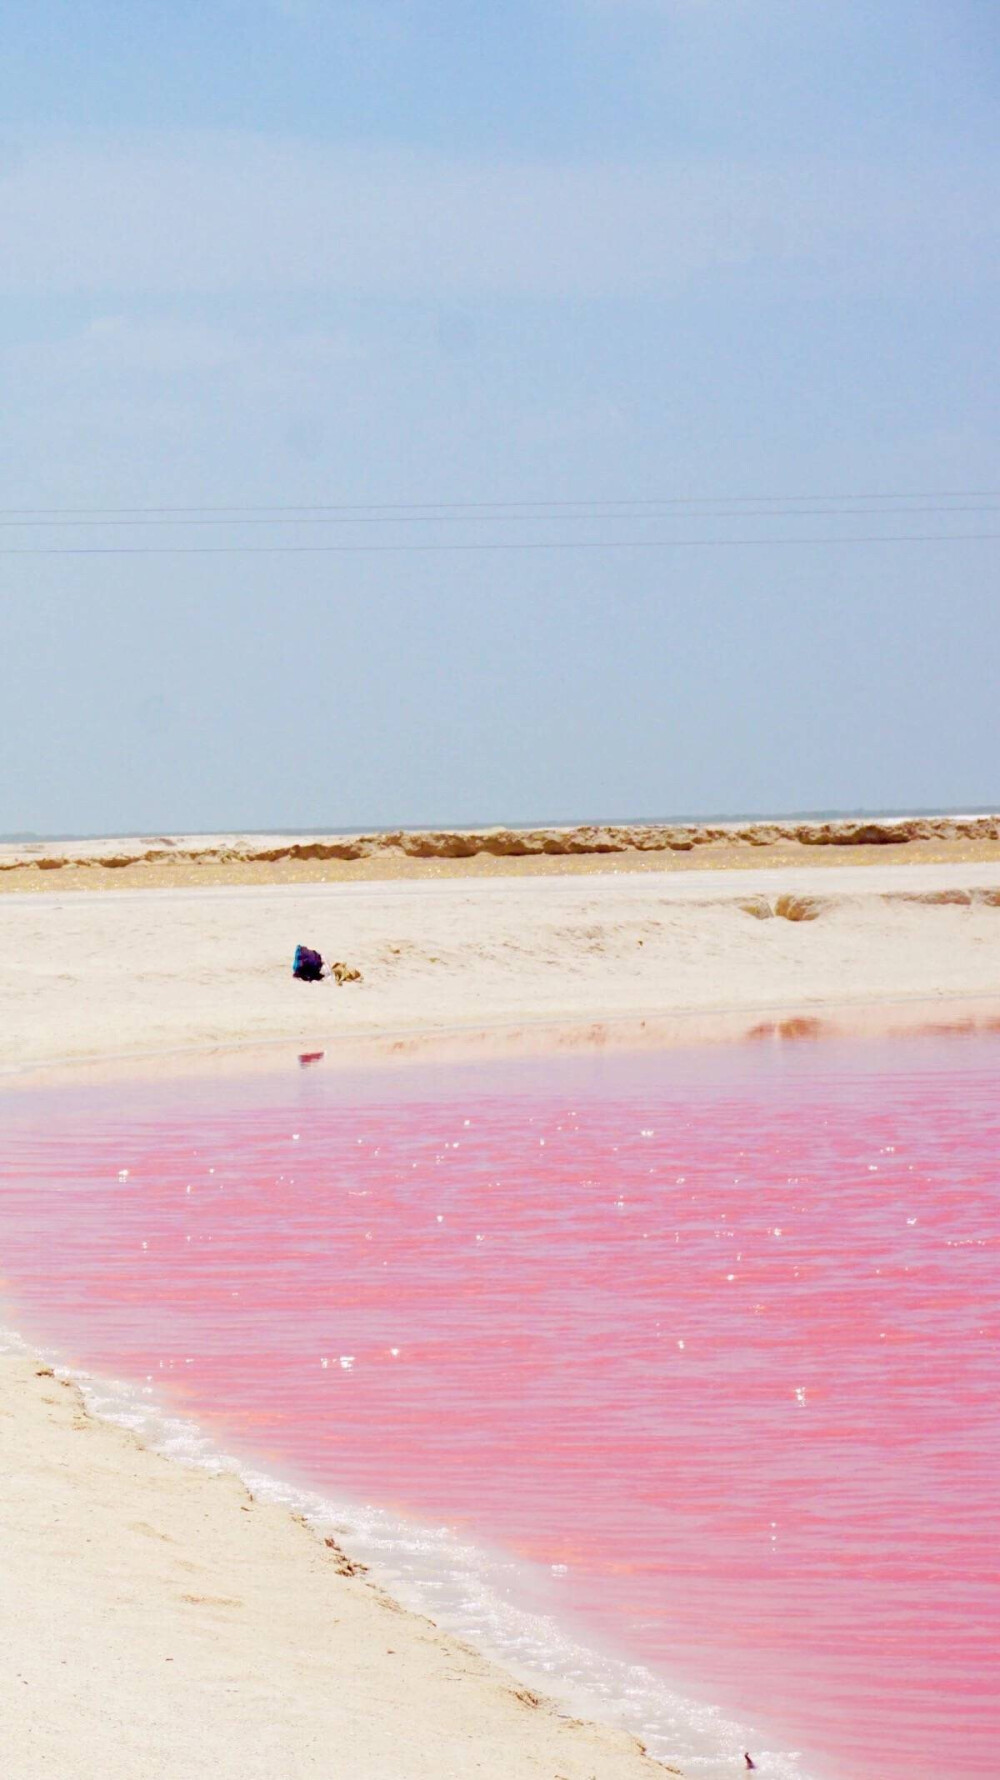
3, 823, 1000, 1778
3, 848, 1000, 1075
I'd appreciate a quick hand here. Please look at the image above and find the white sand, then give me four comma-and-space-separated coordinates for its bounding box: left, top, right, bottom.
2, 860, 1000, 1073
2, 856, 1000, 1777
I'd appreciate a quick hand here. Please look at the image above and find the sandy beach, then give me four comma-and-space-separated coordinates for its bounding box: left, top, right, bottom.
3, 822, 1000, 1778
3, 821, 1000, 1076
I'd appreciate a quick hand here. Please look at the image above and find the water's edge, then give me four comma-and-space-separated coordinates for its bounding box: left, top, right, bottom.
0, 1318, 812, 1780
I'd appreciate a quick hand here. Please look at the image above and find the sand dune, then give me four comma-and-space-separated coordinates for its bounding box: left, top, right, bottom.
2, 812, 999, 891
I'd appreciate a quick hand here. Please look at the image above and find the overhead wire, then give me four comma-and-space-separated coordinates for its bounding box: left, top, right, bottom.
0, 487, 995, 552
1, 534, 998, 556
0, 488, 998, 517
0, 503, 998, 528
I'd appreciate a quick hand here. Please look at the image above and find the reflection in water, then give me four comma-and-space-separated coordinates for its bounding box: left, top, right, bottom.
2, 1033, 999, 1780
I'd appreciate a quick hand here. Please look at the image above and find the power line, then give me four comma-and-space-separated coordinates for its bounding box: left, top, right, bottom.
1, 534, 997, 557
0, 489, 998, 516
0, 503, 998, 529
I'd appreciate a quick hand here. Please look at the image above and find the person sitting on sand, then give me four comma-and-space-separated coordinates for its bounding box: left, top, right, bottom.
292, 944, 361, 985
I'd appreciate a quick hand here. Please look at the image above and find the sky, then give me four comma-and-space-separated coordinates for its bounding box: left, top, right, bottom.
1, 0, 998, 834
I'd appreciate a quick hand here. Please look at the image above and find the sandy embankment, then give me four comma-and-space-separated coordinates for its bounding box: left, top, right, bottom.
2, 839, 1000, 1073
2, 811, 1000, 895
3, 823, 1000, 1779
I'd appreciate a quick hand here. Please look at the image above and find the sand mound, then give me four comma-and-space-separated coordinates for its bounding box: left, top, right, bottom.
3, 814, 999, 879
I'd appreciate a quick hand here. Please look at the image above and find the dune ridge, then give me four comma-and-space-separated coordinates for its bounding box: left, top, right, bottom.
3, 812, 1000, 876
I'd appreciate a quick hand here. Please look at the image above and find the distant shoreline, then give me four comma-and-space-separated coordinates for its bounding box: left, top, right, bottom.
4, 805, 999, 848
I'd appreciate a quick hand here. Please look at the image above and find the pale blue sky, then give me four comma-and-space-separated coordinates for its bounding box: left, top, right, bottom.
1, 1, 997, 834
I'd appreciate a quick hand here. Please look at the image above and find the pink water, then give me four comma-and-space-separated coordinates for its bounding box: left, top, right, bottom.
2, 1033, 998, 1779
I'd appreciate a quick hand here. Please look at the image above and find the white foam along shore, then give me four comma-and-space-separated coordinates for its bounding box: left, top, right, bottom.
0, 1323, 809, 1780
2, 852, 1000, 1778
0, 1340, 684, 1780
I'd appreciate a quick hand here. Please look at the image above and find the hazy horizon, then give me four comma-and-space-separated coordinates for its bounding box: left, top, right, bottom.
5, 802, 999, 847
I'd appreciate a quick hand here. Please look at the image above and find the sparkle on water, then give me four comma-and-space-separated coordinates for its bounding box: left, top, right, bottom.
2, 1030, 998, 1780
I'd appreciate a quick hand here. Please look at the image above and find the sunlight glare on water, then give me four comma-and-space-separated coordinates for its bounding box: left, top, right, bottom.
2, 1030, 999, 1780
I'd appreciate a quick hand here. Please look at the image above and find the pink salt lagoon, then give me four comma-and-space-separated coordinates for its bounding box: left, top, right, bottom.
2, 1029, 998, 1780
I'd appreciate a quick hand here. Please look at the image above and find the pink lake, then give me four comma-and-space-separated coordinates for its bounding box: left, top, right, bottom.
2, 1031, 998, 1780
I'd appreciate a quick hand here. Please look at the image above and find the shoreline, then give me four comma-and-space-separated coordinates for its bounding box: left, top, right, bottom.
0, 1342, 679, 1780
5, 987, 1000, 1096
3, 840, 1000, 1776
0, 1321, 785, 1780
